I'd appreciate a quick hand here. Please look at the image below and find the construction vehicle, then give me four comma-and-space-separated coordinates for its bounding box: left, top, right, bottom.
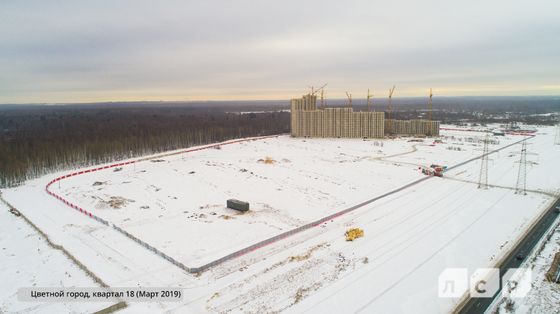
430, 164, 447, 177
421, 167, 434, 176
420, 166, 444, 177
430, 164, 448, 170
345, 228, 364, 241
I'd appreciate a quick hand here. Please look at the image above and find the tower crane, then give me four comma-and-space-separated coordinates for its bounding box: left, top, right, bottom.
387, 86, 396, 133
308, 83, 328, 96
346, 92, 352, 108
367, 89, 374, 112
428, 88, 433, 121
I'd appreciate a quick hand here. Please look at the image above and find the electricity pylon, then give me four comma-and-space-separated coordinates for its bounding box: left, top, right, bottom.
515, 141, 528, 195
514, 140, 537, 195
478, 133, 490, 189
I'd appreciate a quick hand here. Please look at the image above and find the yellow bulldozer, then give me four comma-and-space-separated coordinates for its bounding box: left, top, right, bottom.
345, 228, 364, 241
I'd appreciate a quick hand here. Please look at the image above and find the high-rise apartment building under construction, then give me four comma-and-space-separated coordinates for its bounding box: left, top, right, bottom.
290, 94, 439, 138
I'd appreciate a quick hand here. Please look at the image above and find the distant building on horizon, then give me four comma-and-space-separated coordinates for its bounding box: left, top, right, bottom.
290, 94, 439, 138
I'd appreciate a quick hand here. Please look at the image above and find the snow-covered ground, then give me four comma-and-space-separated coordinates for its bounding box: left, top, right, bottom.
46, 136, 435, 266
0, 201, 113, 313
2, 125, 559, 313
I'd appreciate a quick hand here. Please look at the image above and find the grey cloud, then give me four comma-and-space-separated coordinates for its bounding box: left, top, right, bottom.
1, 0, 559, 102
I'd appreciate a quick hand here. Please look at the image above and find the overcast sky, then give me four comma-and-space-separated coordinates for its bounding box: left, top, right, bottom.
1, 0, 559, 103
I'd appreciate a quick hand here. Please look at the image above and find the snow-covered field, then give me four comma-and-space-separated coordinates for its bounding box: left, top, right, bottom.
47, 136, 433, 266
0, 202, 113, 313
2, 125, 559, 314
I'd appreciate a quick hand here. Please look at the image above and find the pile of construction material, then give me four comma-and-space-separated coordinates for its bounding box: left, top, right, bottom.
227, 199, 250, 212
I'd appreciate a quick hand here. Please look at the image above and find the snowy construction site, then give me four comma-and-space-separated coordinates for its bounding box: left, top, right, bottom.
2, 124, 560, 314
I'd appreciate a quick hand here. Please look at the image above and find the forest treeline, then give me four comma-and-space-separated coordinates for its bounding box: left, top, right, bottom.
0, 103, 290, 188
1, 97, 558, 188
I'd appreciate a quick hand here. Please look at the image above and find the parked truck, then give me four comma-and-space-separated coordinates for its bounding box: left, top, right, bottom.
421, 165, 444, 177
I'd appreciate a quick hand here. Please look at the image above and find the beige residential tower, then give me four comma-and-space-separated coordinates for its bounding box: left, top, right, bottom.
290, 94, 439, 138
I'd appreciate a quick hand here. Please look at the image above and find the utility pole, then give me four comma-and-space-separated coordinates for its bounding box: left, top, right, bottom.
478, 133, 490, 189
320, 89, 325, 109
515, 141, 528, 195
